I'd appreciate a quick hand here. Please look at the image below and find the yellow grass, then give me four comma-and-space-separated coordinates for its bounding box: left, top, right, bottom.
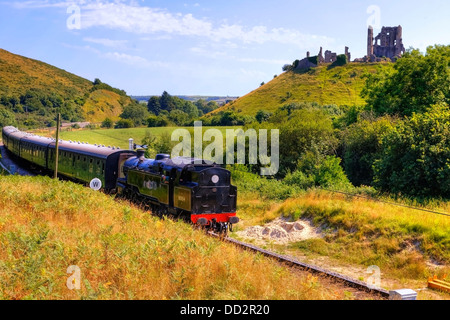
274, 190, 450, 279
210, 63, 391, 116
0, 176, 351, 300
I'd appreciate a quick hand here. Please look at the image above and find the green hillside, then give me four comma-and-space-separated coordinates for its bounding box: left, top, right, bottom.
211, 62, 392, 116
0, 49, 136, 127
0, 49, 91, 97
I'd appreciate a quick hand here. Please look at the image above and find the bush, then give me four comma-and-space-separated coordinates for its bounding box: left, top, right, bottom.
285, 153, 352, 190
331, 54, 348, 67
101, 118, 114, 128
342, 117, 395, 186
114, 119, 134, 129
373, 105, 450, 198
0, 108, 17, 127
147, 115, 169, 128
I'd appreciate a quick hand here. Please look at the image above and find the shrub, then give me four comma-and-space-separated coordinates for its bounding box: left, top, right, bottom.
114, 119, 134, 129
373, 105, 450, 198
101, 118, 114, 128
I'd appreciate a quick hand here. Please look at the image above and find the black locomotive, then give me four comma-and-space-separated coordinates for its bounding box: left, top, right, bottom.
2, 126, 239, 232
117, 150, 238, 232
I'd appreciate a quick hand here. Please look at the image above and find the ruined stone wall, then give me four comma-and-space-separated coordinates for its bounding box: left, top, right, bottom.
367, 25, 405, 61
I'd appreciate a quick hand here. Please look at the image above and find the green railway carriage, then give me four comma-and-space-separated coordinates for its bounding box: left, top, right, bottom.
20, 135, 53, 168
2, 126, 136, 191
2, 127, 28, 157
46, 141, 135, 191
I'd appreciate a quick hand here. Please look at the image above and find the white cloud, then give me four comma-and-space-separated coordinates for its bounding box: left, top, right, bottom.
83, 37, 128, 48
11, 0, 333, 47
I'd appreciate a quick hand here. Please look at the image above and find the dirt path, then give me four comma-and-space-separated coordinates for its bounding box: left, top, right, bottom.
233, 218, 450, 300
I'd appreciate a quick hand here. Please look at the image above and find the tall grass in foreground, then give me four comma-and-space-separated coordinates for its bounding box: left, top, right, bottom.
0, 176, 349, 300
276, 190, 450, 280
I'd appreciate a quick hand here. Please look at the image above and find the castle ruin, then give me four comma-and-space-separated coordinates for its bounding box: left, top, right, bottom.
291, 25, 406, 70
367, 25, 405, 61
295, 46, 351, 70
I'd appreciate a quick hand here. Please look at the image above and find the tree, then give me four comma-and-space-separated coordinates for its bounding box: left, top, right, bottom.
160, 91, 176, 112
101, 118, 114, 128
119, 104, 149, 127
373, 106, 450, 198
0, 108, 17, 127
114, 119, 134, 129
362, 45, 450, 117
342, 117, 394, 186
272, 107, 338, 175
147, 96, 161, 115
255, 110, 272, 123
331, 54, 348, 67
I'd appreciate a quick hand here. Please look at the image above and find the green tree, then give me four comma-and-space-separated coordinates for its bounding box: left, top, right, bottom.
101, 118, 114, 128
373, 106, 450, 198
274, 107, 339, 175
114, 119, 134, 129
342, 117, 395, 186
0, 108, 17, 128
362, 45, 450, 117
255, 110, 272, 123
120, 104, 149, 127
147, 96, 161, 115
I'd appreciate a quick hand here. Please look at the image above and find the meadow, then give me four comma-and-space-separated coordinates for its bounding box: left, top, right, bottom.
36, 126, 241, 151
0, 175, 350, 300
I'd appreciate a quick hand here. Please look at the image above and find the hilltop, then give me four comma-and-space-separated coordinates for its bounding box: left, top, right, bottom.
0, 49, 136, 127
211, 62, 392, 116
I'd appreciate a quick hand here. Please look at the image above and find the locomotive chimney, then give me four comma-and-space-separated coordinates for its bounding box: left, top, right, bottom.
137, 149, 146, 161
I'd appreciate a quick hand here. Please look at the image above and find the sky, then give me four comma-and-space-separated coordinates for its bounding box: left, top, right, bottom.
0, 0, 449, 97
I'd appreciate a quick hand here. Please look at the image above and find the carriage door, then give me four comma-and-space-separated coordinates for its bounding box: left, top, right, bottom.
168, 168, 177, 208
118, 153, 132, 179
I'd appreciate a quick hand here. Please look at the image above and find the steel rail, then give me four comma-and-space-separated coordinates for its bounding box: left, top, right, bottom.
209, 232, 391, 299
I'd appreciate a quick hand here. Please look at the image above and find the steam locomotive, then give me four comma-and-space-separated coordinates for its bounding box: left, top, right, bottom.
2, 126, 239, 233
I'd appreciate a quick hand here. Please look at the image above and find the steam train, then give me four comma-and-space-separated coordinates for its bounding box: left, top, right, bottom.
2, 126, 239, 233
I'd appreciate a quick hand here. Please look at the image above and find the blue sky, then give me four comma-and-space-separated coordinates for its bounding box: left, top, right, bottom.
0, 0, 449, 96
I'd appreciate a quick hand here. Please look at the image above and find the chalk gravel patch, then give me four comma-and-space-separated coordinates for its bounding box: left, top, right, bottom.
236, 218, 323, 245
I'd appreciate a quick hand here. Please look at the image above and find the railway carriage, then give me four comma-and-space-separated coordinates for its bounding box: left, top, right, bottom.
2, 126, 239, 232
1, 126, 135, 191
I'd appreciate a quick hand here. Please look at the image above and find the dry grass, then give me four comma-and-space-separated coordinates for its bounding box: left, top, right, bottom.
211, 63, 392, 116
0, 176, 350, 300
274, 190, 450, 280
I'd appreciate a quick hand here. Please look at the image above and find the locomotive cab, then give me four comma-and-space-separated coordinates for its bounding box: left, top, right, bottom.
119, 154, 239, 233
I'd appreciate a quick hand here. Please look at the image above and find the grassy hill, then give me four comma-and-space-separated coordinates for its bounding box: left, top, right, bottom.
212, 62, 392, 116
0, 49, 92, 98
0, 48, 135, 126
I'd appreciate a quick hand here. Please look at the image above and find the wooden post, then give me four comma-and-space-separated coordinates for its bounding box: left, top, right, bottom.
54, 113, 60, 179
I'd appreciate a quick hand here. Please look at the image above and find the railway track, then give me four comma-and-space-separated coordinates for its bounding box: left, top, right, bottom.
209, 232, 391, 300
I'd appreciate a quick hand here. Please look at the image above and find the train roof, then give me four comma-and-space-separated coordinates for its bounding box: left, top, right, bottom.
51, 140, 133, 159
3, 126, 135, 159
21, 134, 55, 147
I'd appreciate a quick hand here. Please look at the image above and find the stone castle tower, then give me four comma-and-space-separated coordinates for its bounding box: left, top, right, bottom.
367, 25, 405, 61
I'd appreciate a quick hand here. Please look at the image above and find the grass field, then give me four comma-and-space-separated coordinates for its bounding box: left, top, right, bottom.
0, 175, 351, 300
36, 126, 241, 151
